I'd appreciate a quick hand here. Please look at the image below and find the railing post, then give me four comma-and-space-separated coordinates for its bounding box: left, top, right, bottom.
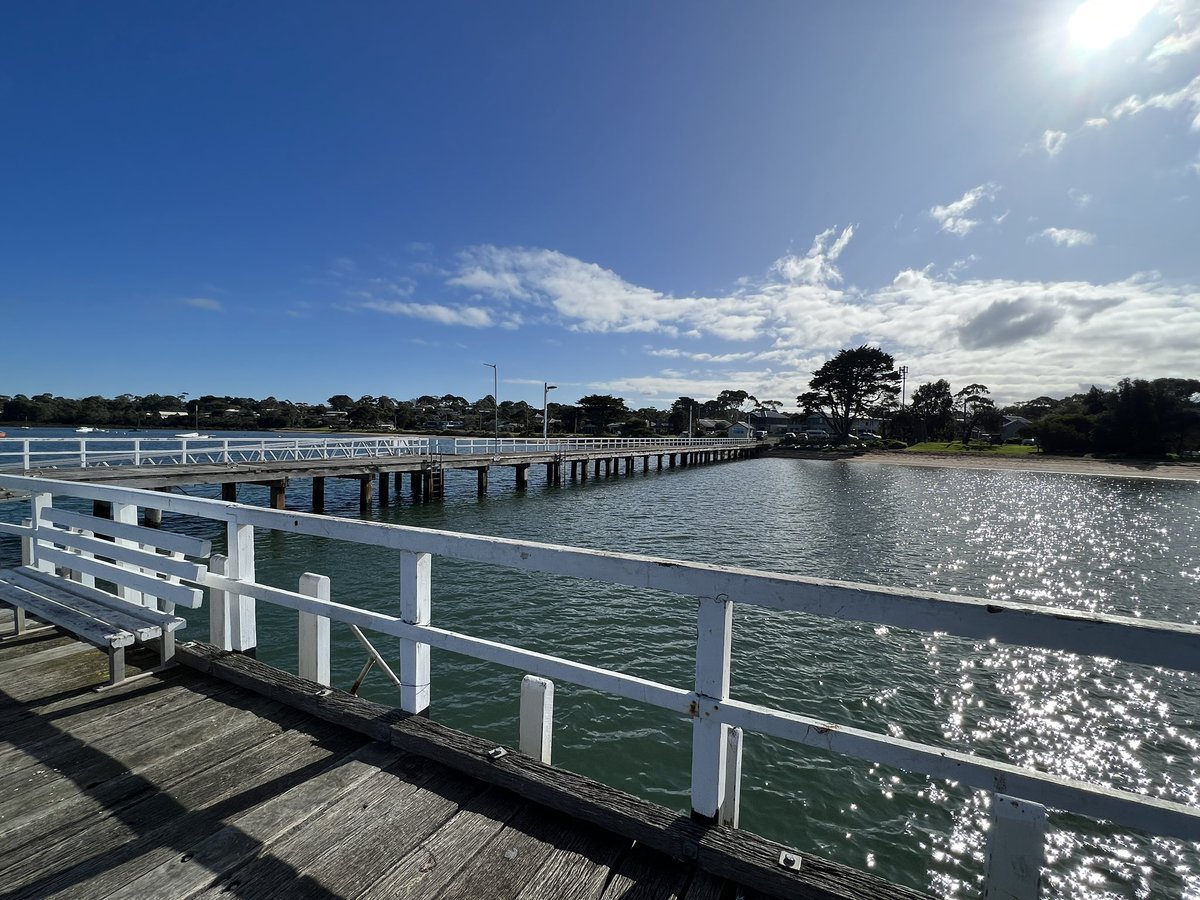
519, 675, 554, 764
133, 439, 142, 466
227, 517, 257, 653
721, 726, 743, 827
209, 553, 233, 650
985, 793, 1047, 900
298, 573, 331, 686
222, 439, 230, 463
80, 440, 87, 468
691, 593, 733, 822
399, 550, 431, 714
25, 492, 53, 574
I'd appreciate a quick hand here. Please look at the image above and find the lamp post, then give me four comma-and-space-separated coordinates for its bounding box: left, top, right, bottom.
543, 382, 557, 442
483, 362, 498, 448
899, 365, 909, 406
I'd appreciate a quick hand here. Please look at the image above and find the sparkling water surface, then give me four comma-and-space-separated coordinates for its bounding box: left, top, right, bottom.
2, 434, 1198, 898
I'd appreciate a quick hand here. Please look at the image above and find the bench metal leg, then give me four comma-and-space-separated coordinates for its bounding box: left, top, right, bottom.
108, 646, 126, 686
3, 607, 54, 640
161, 630, 176, 665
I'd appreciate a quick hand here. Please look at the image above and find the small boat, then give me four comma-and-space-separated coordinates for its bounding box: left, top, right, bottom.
75, 426, 96, 433
175, 432, 212, 439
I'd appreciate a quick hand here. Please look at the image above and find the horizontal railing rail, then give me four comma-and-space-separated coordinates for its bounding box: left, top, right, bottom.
1, 472, 1185, 898
0, 435, 751, 473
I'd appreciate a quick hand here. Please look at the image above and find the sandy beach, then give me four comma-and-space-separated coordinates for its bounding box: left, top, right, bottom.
810, 449, 1200, 482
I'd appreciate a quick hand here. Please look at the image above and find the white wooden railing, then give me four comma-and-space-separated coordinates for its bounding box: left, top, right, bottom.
2, 473, 1194, 899
0, 435, 751, 473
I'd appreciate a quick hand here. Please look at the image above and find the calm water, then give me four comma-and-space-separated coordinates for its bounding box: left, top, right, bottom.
2, 430, 1199, 898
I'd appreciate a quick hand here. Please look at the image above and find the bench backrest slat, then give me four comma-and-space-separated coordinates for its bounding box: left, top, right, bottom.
35, 544, 204, 608
39, 507, 212, 558
40, 525, 207, 583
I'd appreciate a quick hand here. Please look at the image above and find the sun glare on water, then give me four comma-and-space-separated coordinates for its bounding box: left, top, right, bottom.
1068, 0, 1156, 49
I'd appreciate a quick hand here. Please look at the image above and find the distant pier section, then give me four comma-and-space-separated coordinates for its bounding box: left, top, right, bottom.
0, 435, 761, 512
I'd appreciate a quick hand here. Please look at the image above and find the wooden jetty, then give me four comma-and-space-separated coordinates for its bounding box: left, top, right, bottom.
2, 436, 760, 513
0, 612, 925, 900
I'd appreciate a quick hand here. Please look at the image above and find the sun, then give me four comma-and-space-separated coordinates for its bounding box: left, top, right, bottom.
1068, 0, 1156, 50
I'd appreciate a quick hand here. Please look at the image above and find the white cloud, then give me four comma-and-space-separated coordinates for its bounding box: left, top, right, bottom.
1109, 73, 1200, 130
770, 225, 855, 285
1031, 227, 1097, 247
1041, 130, 1068, 156
1068, 188, 1093, 208
929, 183, 1000, 236
360, 300, 494, 327
1148, 26, 1200, 65
183, 297, 222, 312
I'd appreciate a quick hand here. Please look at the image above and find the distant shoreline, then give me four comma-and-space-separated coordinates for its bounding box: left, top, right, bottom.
776, 448, 1200, 482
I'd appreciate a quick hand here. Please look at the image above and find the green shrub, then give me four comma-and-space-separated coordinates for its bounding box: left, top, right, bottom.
887, 439, 908, 450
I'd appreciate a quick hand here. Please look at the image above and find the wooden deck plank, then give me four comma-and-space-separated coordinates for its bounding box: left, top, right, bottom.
0, 628, 73, 664
435, 803, 602, 900
0, 643, 143, 710
191, 762, 480, 900
5, 713, 367, 898
0, 637, 92, 676
0, 688, 303, 846
99, 741, 413, 900
682, 870, 734, 900
0, 692, 319, 879
0, 656, 180, 733
352, 786, 522, 900
600, 842, 692, 900
1, 675, 239, 775
514, 819, 632, 900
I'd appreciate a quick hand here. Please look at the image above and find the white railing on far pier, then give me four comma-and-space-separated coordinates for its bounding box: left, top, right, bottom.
0, 434, 752, 473
2, 472, 1191, 899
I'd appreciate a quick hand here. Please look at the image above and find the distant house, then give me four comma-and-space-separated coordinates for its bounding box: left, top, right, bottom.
727, 422, 752, 439
157, 411, 187, 420
695, 418, 732, 433
1001, 415, 1032, 442
748, 411, 791, 435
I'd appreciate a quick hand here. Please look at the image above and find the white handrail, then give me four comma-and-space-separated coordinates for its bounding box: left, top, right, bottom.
5, 472, 1190, 893
0, 435, 749, 473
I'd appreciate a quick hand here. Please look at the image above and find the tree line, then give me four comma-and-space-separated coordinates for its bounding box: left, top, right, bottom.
0, 389, 780, 437
797, 346, 1200, 457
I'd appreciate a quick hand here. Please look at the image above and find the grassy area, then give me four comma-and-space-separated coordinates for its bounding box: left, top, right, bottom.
904, 441, 1040, 456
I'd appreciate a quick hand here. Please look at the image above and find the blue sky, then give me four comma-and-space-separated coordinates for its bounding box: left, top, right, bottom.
3, 1, 1198, 410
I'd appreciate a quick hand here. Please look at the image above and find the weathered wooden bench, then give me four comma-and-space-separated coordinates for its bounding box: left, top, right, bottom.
0, 505, 210, 687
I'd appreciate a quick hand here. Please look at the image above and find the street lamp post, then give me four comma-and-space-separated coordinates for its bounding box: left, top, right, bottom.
899, 365, 909, 406
543, 382, 557, 442
484, 363, 499, 448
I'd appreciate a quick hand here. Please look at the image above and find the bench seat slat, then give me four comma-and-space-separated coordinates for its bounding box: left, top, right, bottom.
0, 578, 135, 649
34, 545, 204, 609
5, 568, 186, 637
38, 507, 212, 558
39, 525, 207, 582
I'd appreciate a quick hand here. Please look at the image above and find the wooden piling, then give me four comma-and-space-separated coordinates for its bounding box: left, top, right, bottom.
270, 481, 287, 510
379, 472, 389, 504
515, 464, 529, 491
312, 477, 324, 513
477, 466, 489, 496
410, 471, 423, 501
358, 475, 372, 510
643, 456, 649, 473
